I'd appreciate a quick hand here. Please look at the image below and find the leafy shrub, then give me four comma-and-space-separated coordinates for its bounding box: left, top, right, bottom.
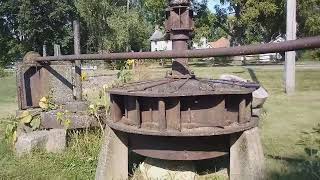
297, 124, 320, 179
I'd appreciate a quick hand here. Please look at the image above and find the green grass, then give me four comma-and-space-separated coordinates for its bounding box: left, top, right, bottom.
0, 75, 17, 119
1, 63, 320, 179
0, 128, 102, 179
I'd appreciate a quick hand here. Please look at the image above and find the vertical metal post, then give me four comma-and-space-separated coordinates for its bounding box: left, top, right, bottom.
285, 0, 296, 95
166, 0, 193, 78
73, 20, 82, 100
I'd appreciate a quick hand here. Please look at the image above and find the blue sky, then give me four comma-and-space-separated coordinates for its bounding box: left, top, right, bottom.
198, 0, 229, 12
207, 0, 220, 11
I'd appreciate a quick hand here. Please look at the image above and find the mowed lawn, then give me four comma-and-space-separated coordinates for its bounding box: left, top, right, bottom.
0, 74, 17, 119
0, 64, 320, 179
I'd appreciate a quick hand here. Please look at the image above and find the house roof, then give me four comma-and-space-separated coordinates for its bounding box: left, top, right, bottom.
149, 26, 165, 41
208, 37, 230, 48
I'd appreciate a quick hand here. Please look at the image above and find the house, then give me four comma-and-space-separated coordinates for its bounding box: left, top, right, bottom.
150, 26, 172, 52
192, 37, 230, 50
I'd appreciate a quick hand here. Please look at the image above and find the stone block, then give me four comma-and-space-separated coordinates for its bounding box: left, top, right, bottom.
230, 127, 265, 180
138, 158, 197, 180
252, 87, 269, 109
41, 110, 97, 129
64, 101, 89, 112
47, 64, 74, 105
15, 131, 48, 156
16, 108, 42, 117
46, 129, 67, 153
15, 129, 67, 156
252, 108, 263, 117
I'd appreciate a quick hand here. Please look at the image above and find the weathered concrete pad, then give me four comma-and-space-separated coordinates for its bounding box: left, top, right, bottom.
96, 126, 128, 180
41, 110, 97, 129
15, 129, 67, 156
230, 127, 265, 180
138, 158, 197, 180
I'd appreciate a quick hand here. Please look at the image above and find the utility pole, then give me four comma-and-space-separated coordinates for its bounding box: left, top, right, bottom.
285, 0, 297, 95
73, 20, 82, 100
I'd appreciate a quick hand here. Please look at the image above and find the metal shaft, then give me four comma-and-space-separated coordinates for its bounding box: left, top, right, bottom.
34, 36, 320, 62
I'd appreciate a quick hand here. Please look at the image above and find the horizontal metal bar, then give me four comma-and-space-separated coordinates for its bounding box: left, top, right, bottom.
35, 36, 320, 62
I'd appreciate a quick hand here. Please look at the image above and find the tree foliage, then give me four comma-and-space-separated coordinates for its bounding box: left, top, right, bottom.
0, 0, 319, 66
214, 0, 286, 45
75, 0, 151, 52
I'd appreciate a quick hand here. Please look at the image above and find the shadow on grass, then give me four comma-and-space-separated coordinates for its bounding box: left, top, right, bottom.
266, 154, 320, 180
247, 68, 260, 83
194, 154, 229, 176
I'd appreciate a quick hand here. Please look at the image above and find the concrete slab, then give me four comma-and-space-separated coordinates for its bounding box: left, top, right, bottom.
95, 126, 128, 180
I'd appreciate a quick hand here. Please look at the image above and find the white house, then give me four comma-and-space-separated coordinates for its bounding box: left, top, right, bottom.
150, 27, 172, 52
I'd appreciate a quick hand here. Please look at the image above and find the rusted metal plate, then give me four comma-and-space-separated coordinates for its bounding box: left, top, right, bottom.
109, 78, 259, 97
107, 117, 259, 137
34, 36, 320, 62
17, 63, 49, 109
17, 63, 74, 110
129, 134, 229, 161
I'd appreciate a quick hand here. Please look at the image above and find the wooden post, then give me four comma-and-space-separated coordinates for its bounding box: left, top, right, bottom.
285, 0, 297, 95
54, 44, 61, 56
43, 45, 47, 57
73, 20, 82, 100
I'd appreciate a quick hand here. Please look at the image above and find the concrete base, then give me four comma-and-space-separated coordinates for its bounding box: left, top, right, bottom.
41, 110, 98, 129
15, 129, 67, 156
95, 126, 128, 180
230, 127, 265, 180
95, 127, 264, 180
64, 101, 89, 113
138, 158, 197, 180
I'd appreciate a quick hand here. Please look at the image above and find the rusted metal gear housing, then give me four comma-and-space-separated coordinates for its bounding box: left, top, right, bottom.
108, 79, 259, 160
107, 0, 260, 160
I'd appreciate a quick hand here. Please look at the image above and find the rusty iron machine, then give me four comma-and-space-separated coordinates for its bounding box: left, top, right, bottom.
107, 0, 259, 161
17, 0, 320, 177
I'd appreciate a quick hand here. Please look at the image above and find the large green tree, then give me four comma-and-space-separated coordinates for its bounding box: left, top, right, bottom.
214, 0, 285, 45
18, 0, 76, 55
297, 0, 320, 36
75, 0, 151, 52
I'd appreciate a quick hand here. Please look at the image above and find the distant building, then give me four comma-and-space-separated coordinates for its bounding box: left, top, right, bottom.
150, 26, 172, 52
193, 37, 230, 50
